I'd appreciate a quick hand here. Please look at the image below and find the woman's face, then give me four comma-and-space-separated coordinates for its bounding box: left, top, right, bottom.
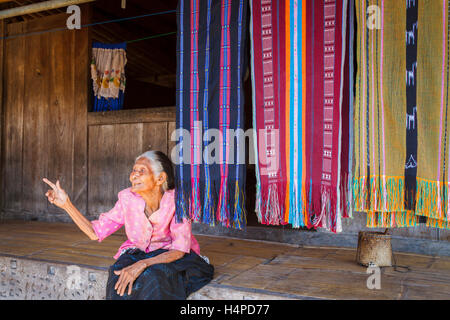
129, 157, 164, 194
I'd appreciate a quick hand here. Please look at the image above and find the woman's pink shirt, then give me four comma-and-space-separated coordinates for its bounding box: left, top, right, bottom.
91, 188, 200, 259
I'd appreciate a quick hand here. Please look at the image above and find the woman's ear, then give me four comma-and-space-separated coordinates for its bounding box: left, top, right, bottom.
157, 172, 168, 186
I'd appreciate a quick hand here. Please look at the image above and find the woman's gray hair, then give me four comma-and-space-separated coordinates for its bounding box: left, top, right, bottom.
135, 151, 169, 191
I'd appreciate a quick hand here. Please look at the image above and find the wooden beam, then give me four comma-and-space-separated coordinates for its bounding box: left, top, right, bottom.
13, 0, 45, 19
87, 107, 176, 126
0, 0, 96, 19
136, 74, 176, 88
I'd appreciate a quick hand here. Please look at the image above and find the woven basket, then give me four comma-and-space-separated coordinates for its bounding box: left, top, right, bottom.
356, 231, 392, 267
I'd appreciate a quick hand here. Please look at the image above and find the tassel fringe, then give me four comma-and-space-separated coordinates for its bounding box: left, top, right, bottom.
366, 211, 418, 228
232, 180, 246, 230
353, 176, 405, 212
175, 177, 246, 229
426, 217, 450, 230
415, 178, 450, 222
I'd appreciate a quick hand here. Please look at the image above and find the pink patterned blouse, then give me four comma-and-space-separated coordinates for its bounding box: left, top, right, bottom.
91, 188, 201, 260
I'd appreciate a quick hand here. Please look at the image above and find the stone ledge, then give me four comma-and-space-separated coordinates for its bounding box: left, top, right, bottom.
0, 256, 302, 300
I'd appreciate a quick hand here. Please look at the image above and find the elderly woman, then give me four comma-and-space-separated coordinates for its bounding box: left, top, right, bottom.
43, 150, 214, 300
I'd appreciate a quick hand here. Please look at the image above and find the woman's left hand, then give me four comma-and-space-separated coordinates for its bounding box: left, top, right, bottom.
114, 261, 147, 296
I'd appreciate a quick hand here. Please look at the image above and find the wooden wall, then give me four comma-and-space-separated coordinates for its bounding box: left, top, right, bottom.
86, 108, 176, 217
0, 13, 177, 222
1, 14, 89, 222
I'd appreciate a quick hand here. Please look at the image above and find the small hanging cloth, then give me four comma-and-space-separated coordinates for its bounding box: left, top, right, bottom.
91, 42, 127, 111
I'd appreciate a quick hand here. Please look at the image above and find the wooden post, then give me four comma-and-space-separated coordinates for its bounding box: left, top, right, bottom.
0, 20, 4, 218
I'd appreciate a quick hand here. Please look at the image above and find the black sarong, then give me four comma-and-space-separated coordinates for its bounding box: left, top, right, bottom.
106, 248, 214, 300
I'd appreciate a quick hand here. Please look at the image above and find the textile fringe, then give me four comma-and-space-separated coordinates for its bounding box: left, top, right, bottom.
353, 176, 405, 213
232, 180, 246, 230
404, 176, 417, 211
175, 181, 191, 223
190, 178, 202, 223
426, 217, 450, 230
340, 172, 351, 218
366, 211, 418, 228
259, 181, 286, 226
255, 176, 262, 224
256, 180, 341, 232
321, 184, 339, 233
415, 178, 450, 222
176, 178, 245, 229
217, 177, 231, 228
175, 180, 246, 229
347, 173, 354, 218
202, 177, 216, 226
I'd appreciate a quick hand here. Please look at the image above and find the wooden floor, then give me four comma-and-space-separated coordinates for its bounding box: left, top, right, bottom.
0, 220, 449, 299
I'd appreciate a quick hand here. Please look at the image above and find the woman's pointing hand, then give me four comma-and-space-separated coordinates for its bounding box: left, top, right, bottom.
43, 178, 69, 209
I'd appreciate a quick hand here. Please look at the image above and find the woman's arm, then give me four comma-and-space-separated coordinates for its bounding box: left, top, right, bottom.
61, 198, 98, 241
43, 178, 98, 241
141, 249, 185, 267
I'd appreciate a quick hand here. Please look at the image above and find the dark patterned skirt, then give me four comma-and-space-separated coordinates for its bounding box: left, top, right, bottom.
106, 248, 214, 300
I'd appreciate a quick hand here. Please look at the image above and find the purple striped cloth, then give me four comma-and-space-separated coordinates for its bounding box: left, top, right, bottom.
175, 0, 248, 229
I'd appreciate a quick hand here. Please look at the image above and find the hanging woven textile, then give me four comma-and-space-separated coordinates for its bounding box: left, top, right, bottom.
250, 0, 349, 233
91, 42, 127, 111
416, 0, 450, 230
353, 0, 450, 230
341, 0, 355, 220
174, 0, 248, 229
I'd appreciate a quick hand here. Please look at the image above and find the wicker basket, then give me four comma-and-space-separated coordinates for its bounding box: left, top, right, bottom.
356, 231, 392, 267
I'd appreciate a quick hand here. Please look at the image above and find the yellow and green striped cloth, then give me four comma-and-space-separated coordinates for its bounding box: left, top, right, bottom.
353, 0, 450, 229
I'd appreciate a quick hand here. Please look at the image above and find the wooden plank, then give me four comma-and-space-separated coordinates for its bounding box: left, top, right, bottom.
213, 256, 268, 283
72, 24, 89, 213
0, 239, 50, 256
25, 248, 115, 269
47, 29, 74, 215
2, 22, 25, 211
5, 12, 65, 36
268, 268, 403, 300
142, 122, 167, 154
0, 3, 95, 24
87, 125, 115, 216
22, 29, 49, 217
87, 107, 176, 126
266, 254, 368, 274
220, 264, 295, 291
113, 123, 143, 196
199, 238, 296, 259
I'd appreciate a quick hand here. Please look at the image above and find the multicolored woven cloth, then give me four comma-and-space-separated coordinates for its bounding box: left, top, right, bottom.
250, 0, 350, 233
175, 0, 248, 229
353, 0, 450, 230
90, 42, 127, 111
